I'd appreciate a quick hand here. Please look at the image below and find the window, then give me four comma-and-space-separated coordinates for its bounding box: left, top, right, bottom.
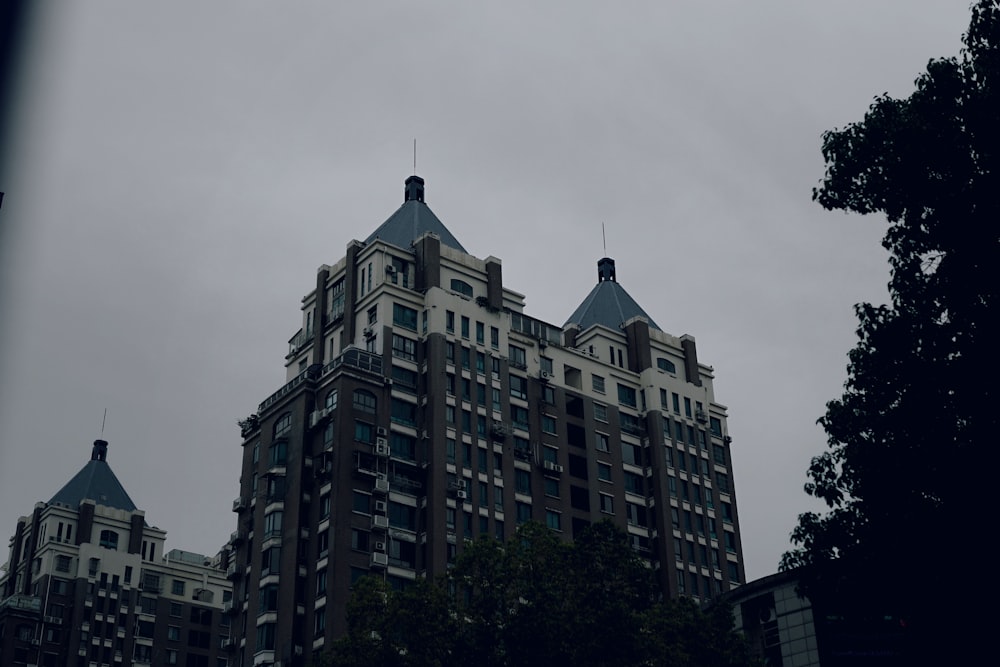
393, 303, 418, 330
391, 398, 416, 426
672, 393, 680, 414
595, 432, 610, 452
710, 417, 723, 437
508, 345, 526, 369
724, 531, 737, 553
351, 529, 369, 551
713, 444, 726, 466
445, 342, 455, 362
392, 365, 418, 391
594, 402, 608, 422
353, 389, 377, 414
621, 442, 641, 466
516, 502, 532, 524
325, 389, 338, 410
541, 415, 557, 435
476, 351, 486, 374
509, 374, 527, 400
625, 502, 645, 526
268, 441, 287, 466
684, 397, 692, 418
168, 626, 180, 641
171, 579, 185, 596
490, 326, 500, 349
261, 546, 280, 576
354, 420, 374, 443
391, 334, 416, 361
592, 375, 605, 393
460, 316, 470, 339
511, 405, 529, 430
314, 607, 326, 636
617, 384, 637, 408
599, 494, 614, 514
99, 530, 118, 551
446, 310, 455, 333
476, 321, 485, 344
451, 279, 474, 298
391, 433, 416, 461
657, 357, 677, 373
597, 462, 612, 482
263, 511, 283, 539
544, 478, 560, 498
515, 469, 531, 495
353, 492, 371, 514
722, 502, 734, 523
716, 473, 730, 494
623, 472, 643, 495
256, 622, 276, 651
546, 510, 562, 531
273, 413, 291, 438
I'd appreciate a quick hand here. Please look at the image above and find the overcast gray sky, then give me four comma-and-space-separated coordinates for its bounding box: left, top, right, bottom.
0, 2, 974, 582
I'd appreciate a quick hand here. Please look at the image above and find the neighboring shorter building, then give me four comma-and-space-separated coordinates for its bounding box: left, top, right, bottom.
0, 439, 233, 667
724, 569, 820, 667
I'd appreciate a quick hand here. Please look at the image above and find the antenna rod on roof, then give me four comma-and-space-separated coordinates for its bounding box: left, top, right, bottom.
602, 222, 607, 255
413, 139, 417, 175
101, 408, 107, 436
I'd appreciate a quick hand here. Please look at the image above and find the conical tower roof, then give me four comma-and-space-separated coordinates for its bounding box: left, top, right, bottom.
49, 440, 138, 512
565, 257, 661, 331
364, 175, 467, 252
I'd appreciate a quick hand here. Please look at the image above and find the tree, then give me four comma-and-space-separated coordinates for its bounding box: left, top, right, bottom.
318, 522, 755, 667
783, 1, 1000, 660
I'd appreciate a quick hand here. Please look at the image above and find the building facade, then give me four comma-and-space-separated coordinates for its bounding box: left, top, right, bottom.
0, 440, 232, 667
229, 175, 745, 666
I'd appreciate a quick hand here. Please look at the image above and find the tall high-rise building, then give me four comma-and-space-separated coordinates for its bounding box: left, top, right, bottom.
0, 440, 233, 667
229, 175, 745, 666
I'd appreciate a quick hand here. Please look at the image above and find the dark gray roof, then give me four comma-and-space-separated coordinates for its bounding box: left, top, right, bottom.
363, 175, 467, 253
49, 440, 138, 512
564, 258, 661, 332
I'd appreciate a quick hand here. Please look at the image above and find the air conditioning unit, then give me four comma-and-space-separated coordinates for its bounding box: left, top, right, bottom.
456, 490, 468, 500
376, 427, 388, 437
543, 461, 564, 473
374, 476, 390, 493
363, 326, 375, 338
385, 265, 397, 274
374, 440, 390, 457
695, 409, 708, 423
448, 479, 467, 492
374, 541, 387, 552
30, 638, 41, 646
372, 515, 389, 530
539, 370, 553, 381
370, 552, 388, 568
374, 500, 388, 513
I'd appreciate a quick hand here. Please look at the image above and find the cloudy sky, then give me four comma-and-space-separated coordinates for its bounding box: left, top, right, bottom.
0, 2, 974, 582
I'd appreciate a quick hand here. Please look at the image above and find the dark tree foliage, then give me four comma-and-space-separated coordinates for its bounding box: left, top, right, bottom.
319, 522, 754, 667
783, 1, 1000, 660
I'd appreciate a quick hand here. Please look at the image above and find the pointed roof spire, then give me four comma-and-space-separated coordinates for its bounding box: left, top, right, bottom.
565, 257, 661, 331
365, 175, 467, 252
49, 439, 138, 511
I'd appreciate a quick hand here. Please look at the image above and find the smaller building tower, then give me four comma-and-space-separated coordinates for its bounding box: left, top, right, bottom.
0, 440, 233, 667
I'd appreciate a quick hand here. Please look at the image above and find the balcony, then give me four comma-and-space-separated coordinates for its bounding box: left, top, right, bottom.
323, 346, 383, 378
0, 594, 41, 614
232, 497, 247, 513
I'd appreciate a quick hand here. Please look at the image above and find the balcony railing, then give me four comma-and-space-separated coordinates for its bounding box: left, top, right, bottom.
0, 594, 41, 613
323, 346, 383, 378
